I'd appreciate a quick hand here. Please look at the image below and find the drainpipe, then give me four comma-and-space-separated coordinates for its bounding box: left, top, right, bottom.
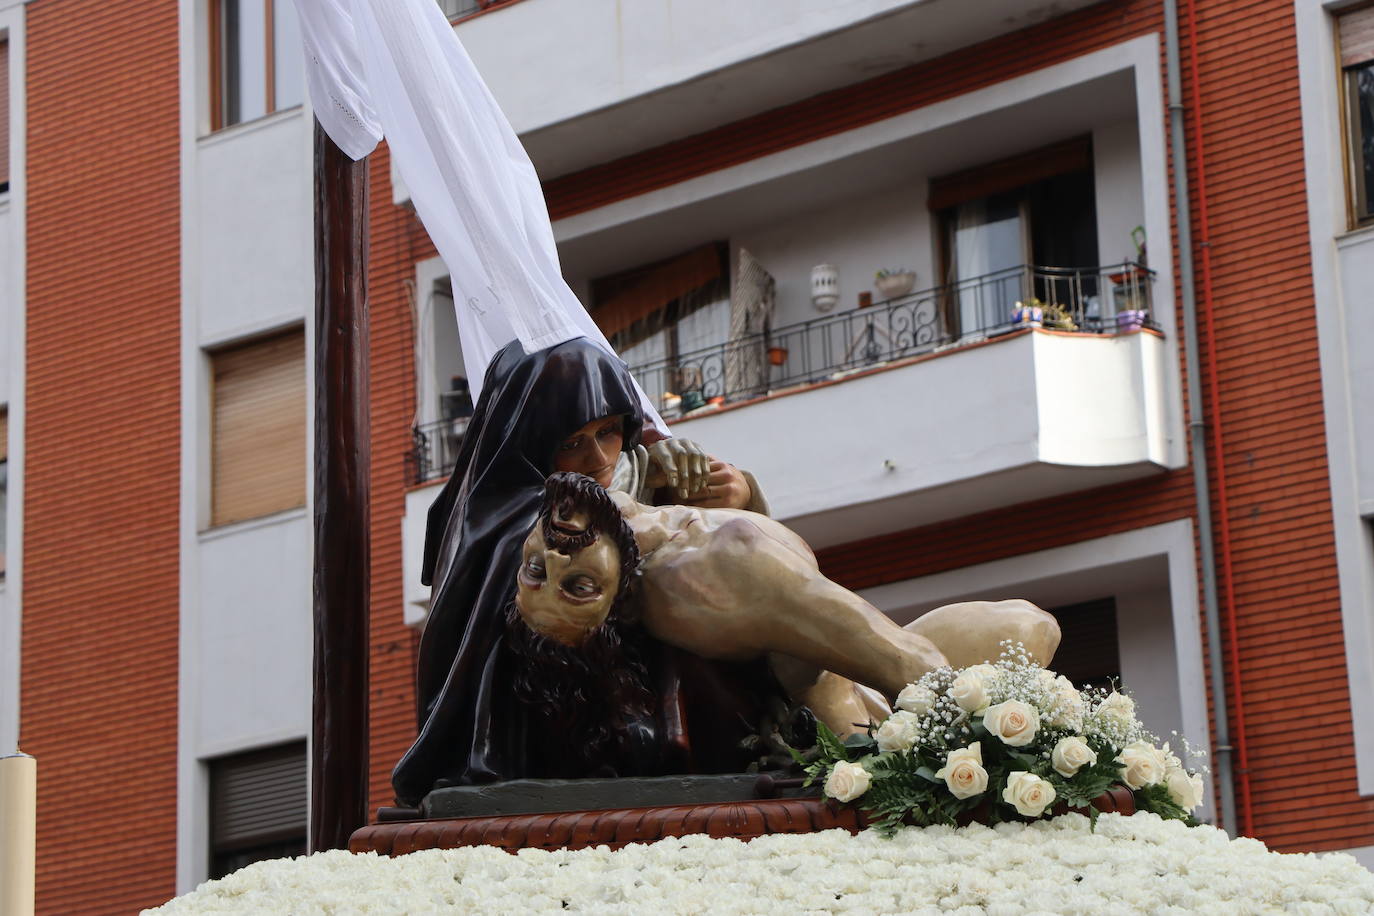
1163, 0, 1239, 835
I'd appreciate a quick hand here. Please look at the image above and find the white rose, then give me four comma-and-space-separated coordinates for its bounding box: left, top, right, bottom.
1001, 771, 1057, 817
895, 684, 937, 716
949, 671, 990, 714
1164, 767, 1205, 811
1116, 740, 1167, 789
824, 760, 871, 802
1051, 736, 1098, 777
1096, 691, 1136, 726
934, 742, 989, 799
982, 700, 1040, 747
1047, 676, 1085, 730
966, 663, 999, 681
873, 710, 922, 752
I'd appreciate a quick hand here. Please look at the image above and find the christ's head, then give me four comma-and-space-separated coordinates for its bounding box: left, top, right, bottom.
515, 471, 641, 646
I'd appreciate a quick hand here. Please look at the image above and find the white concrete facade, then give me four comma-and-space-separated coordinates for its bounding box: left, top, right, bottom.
176, 0, 316, 889
1294, 0, 1374, 795
0, 0, 27, 758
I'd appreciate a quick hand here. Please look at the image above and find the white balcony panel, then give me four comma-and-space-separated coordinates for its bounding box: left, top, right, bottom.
195, 511, 310, 755
459, 0, 1103, 178
674, 330, 1174, 549
194, 111, 311, 346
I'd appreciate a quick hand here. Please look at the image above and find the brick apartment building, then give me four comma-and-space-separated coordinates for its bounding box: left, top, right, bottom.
1, 0, 1372, 910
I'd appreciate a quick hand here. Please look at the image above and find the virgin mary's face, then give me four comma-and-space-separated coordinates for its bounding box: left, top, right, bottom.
552, 415, 624, 489
515, 522, 621, 647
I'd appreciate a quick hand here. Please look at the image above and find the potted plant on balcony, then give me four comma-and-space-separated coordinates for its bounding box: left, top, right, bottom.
1041, 303, 1078, 331
767, 345, 789, 366
1012, 298, 1045, 327
875, 268, 917, 300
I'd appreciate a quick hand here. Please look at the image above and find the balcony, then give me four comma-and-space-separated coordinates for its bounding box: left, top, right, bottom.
401, 259, 1176, 620
409, 260, 1163, 481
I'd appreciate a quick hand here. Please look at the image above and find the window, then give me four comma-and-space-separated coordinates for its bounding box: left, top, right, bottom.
1341, 7, 1374, 225
2, 38, 9, 193
1045, 597, 1121, 693
0, 40, 8, 195
209, 329, 306, 527
590, 243, 731, 411
931, 137, 1100, 335
209, 742, 306, 879
210, 0, 303, 130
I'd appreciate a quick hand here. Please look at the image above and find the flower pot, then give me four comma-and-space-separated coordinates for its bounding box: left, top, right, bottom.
1012, 304, 1044, 327
767, 346, 788, 366
874, 271, 916, 300
679, 391, 706, 413
1116, 310, 1147, 331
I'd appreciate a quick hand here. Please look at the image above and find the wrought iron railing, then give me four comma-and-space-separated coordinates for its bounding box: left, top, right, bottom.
630, 262, 1156, 422
408, 416, 471, 486
407, 263, 1155, 484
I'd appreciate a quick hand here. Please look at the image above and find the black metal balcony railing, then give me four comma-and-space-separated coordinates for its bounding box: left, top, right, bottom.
407, 262, 1155, 485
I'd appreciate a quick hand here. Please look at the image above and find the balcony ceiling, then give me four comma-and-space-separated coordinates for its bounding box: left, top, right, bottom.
482, 0, 1108, 179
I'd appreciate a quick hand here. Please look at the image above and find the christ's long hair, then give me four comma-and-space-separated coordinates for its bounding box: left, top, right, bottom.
505, 472, 656, 775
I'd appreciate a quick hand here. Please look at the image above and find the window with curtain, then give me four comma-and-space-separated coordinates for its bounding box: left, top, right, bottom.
590, 243, 731, 409
931, 137, 1099, 336
1341, 7, 1374, 225
210, 0, 304, 130
209, 328, 306, 527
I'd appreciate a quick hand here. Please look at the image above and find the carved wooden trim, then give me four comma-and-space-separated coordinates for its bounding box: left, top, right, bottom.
349, 787, 1137, 856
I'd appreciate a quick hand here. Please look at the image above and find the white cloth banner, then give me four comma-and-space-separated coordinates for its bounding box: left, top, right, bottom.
294, 0, 668, 435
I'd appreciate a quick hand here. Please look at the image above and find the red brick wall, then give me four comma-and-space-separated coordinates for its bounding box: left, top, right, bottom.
22, 1, 182, 913
364, 0, 1371, 854
364, 144, 432, 814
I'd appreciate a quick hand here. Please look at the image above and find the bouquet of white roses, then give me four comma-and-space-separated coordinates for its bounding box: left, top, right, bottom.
800, 643, 1207, 833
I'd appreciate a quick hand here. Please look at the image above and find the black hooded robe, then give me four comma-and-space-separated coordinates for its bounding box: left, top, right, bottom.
392, 338, 787, 806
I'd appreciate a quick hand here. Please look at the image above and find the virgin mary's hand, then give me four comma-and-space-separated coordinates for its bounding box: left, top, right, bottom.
646, 437, 712, 499
680, 460, 752, 510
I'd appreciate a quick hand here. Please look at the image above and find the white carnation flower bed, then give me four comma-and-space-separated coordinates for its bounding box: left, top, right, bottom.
147, 813, 1374, 915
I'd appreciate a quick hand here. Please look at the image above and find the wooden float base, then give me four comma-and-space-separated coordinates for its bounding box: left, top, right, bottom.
349, 786, 1137, 856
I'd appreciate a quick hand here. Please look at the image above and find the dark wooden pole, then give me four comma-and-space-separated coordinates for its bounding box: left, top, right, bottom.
310, 121, 371, 853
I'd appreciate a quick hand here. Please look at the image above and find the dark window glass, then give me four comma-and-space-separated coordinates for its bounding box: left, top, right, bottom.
1046, 597, 1121, 693
1352, 63, 1374, 222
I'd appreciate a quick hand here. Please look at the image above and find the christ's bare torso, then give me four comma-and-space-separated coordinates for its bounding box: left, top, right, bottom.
609, 493, 944, 692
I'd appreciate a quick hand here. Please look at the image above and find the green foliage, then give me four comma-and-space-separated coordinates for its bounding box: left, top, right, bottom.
1134, 782, 1190, 822
814, 719, 850, 763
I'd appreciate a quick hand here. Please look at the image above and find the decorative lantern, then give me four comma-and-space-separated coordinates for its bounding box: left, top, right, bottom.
811, 264, 839, 312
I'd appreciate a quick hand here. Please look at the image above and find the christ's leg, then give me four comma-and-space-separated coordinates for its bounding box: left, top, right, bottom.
905, 600, 1060, 668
